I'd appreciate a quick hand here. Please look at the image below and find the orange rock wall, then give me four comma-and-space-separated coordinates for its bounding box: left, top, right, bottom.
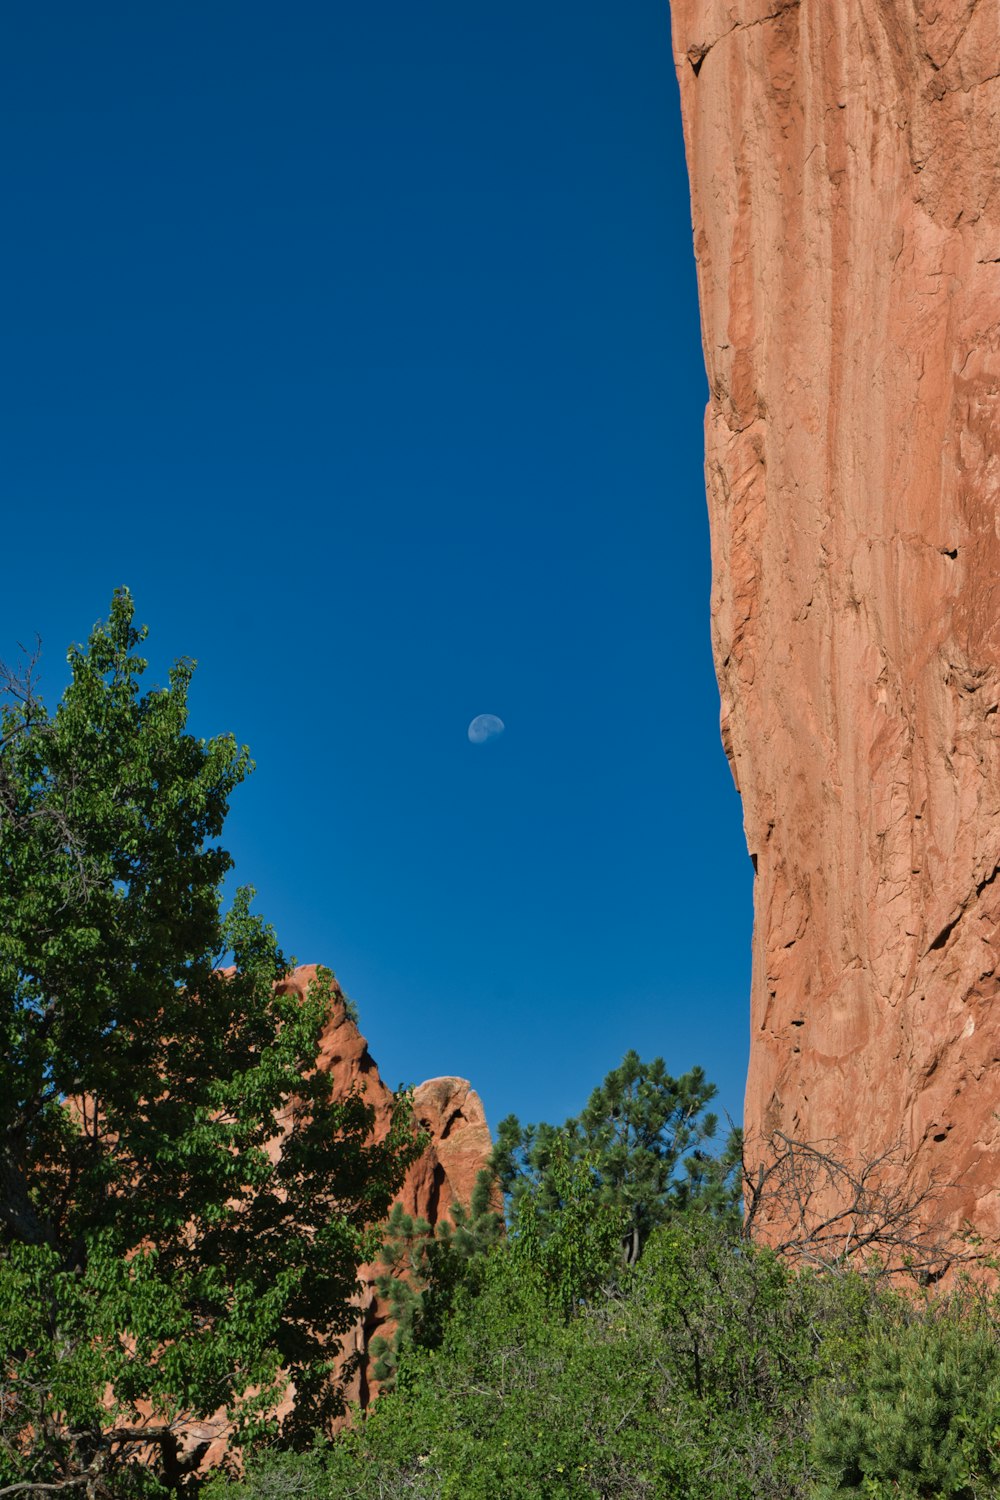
278, 966, 492, 1411
669, 0, 1000, 1235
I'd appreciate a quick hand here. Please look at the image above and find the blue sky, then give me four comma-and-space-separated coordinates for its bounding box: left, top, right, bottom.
2, 1, 753, 1134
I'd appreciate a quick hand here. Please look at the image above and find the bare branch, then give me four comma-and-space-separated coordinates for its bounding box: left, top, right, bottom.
0, 1478, 91, 1498
0, 637, 43, 709
741, 1130, 977, 1281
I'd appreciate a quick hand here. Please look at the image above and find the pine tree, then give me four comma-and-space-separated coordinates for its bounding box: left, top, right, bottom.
370, 1168, 504, 1385
494, 1050, 741, 1265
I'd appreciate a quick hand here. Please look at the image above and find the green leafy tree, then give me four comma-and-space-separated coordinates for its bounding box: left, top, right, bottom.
508, 1142, 628, 1317
494, 1050, 741, 1265
0, 592, 421, 1497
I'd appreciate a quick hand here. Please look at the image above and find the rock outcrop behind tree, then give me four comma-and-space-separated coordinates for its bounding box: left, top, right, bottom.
185, 964, 492, 1465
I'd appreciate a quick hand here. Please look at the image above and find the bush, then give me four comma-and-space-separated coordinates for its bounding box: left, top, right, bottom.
232, 1219, 834, 1499
810, 1285, 1000, 1498
209, 1213, 1000, 1500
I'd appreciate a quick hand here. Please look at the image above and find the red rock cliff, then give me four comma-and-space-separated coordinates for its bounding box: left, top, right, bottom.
669, 0, 1000, 1238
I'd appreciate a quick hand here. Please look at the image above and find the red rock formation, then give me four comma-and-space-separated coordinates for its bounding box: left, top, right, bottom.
183, 965, 492, 1464
280, 966, 492, 1410
669, 1, 1000, 1240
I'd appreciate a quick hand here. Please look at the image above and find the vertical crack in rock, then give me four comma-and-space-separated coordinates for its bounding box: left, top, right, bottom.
669, 0, 1000, 1246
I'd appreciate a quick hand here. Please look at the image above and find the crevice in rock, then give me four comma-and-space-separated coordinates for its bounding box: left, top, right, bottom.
926, 861, 1000, 952
425, 1162, 447, 1225
928, 912, 963, 952
931, 66, 1000, 98
738, 1, 802, 35
686, 0, 801, 76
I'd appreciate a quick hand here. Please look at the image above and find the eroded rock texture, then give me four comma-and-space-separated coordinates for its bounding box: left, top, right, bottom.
186, 965, 491, 1463
669, 0, 1000, 1237
283, 966, 492, 1411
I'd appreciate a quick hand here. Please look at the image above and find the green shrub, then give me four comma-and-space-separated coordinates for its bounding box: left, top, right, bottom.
230, 1219, 833, 1499
810, 1287, 1000, 1498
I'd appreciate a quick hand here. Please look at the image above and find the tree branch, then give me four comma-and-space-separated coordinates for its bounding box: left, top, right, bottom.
741, 1130, 976, 1280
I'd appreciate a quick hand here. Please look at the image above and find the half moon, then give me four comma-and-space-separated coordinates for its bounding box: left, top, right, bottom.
468, 713, 505, 744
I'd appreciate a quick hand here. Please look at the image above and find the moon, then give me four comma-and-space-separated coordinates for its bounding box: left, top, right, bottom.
468, 713, 504, 745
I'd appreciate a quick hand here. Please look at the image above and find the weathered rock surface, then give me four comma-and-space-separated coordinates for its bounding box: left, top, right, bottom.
185, 965, 491, 1462
279, 966, 493, 1411
669, 0, 1000, 1239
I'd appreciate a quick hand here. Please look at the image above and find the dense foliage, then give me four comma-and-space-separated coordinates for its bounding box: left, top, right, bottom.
811, 1287, 1000, 1498
494, 1049, 743, 1263
0, 594, 420, 1497
223, 1226, 1000, 1500
216, 1065, 1000, 1500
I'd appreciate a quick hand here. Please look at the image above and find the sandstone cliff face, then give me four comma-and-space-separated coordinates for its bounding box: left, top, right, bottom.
669, 0, 1000, 1237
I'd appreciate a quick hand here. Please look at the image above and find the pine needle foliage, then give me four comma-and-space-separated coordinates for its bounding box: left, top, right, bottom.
369, 1169, 504, 1386
810, 1284, 1000, 1498
494, 1049, 742, 1265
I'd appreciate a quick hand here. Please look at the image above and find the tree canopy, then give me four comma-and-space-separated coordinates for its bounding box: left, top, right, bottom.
0, 591, 420, 1497
494, 1049, 742, 1264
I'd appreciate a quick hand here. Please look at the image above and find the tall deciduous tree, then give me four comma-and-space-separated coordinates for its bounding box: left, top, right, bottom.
495, 1050, 741, 1265
0, 591, 420, 1497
